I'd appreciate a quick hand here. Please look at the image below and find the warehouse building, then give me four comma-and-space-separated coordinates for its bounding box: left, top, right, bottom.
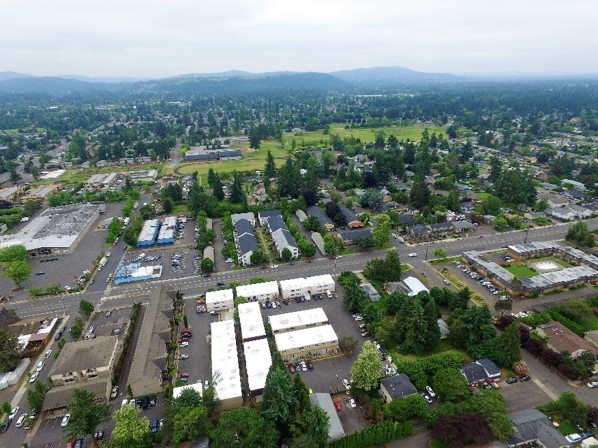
268, 307, 329, 334
236, 281, 279, 303
274, 324, 339, 363
0, 203, 100, 256
206, 289, 234, 312
21, 184, 60, 202
156, 216, 178, 245
113, 263, 162, 284
211, 320, 243, 410
243, 338, 272, 399
137, 219, 161, 247
238, 302, 266, 342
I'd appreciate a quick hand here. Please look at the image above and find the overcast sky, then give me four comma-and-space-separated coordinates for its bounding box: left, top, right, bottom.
2, 0, 597, 78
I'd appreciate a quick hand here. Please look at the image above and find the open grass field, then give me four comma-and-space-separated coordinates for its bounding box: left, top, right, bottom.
289, 123, 448, 148
503, 263, 538, 278
174, 123, 445, 178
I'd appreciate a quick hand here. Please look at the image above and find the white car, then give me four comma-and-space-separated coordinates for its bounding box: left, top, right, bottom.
61, 413, 71, 427
36, 361, 44, 372
180, 354, 189, 360
204, 380, 210, 389
408, 253, 418, 258
180, 342, 189, 347
121, 399, 129, 407
348, 398, 356, 408
29, 372, 39, 383
354, 316, 364, 321
15, 413, 28, 428
425, 386, 436, 398
587, 381, 598, 388
342, 379, 351, 390
44, 349, 52, 359
270, 264, 279, 269
565, 434, 582, 444
9, 406, 20, 420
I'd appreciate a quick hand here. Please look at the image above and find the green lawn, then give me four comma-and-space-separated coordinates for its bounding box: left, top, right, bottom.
503, 263, 538, 278
389, 339, 470, 363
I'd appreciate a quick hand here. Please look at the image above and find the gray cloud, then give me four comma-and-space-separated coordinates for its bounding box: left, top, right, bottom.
1, 0, 597, 77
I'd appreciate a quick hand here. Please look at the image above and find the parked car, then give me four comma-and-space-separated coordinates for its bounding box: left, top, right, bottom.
421, 393, 433, 404
94, 430, 104, 441
36, 361, 45, 372
180, 354, 189, 360
408, 253, 418, 258
425, 386, 436, 398
110, 386, 119, 399
519, 375, 531, 382
180, 341, 189, 347
15, 414, 28, 428
565, 434, 582, 444
29, 372, 39, 383
150, 419, 160, 433
61, 413, 71, 427
306, 360, 314, 370
348, 398, 357, 408
587, 381, 598, 388
288, 364, 295, 374
506, 376, 518, 384
342, 379, 351, 390
44, 349, 52, 359
333, 399, 342, 411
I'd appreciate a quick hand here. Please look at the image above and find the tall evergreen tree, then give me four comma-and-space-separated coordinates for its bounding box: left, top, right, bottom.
264, 150, 277, 179
423, 299, 441, 352
228, 171, 246, 204
212, 173, 224, 201
397, 297, 429, 354
499, 322, 521, 367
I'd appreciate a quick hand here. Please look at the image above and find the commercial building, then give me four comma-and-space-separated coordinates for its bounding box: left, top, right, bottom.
183, 148, 242, 162
211, 320, 243, 410
43, 336, 119, 410
274, 324, 339, 363
127, 287, 175, 397
113, 262, 163, 284
137, 219, 161, 247
279, 274, 335, 300
236, 281, 279, 303
380, 374, 418, 403
39, 170, 66, 180
238, 302, 266, 342
127, 170, 158, 182
0, 203, 100, 256
206, 289, 234, 312
156, 216, 178, 245
268, 307, 329, 334
243, 338, 271, 398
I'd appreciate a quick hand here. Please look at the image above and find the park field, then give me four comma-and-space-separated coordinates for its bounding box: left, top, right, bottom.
175, 123, 445, 178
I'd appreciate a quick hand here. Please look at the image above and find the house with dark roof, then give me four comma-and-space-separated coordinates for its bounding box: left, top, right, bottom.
398, 213, 417, 226
451, 221, 475, 233
410, 224, 431, 239
258, 209, 283, 226
380, 374, 418, 402
431, 221, 453, 235
265, 215, 286, 233
507, 408, 568, 448
234, 218, 254, 239
461, 362, 488, 386
461, 359, 501, 386
238, 233, 258, 266
338, 204, 363, 228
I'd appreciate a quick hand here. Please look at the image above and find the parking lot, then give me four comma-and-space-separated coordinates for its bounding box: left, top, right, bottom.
182, 297, 217, 387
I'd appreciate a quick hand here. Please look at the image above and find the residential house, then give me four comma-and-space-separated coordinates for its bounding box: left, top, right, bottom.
409, 224, 432, 239
451, 221, 475, 233
360, 283, 381, 301
338, 204, 363, 228
507, 408, 568, 448
380, 374, 418, 403
337, 228, 372, 245
430, 221, 453, 236
546, 205, 592, 221
307, 206, 334, 229
461, 359, 501, 386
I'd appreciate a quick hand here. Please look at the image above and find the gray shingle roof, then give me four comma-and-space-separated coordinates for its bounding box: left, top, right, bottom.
380, 373, 417, 399
461, 362, 487, 384
50, 336, 119, 375
238, 233, 258, 255
234, 218, 254, 237
508, 409, 568, 448
307, 206, 334, 225
266, 215, 286, 232
338, 229, 372, 240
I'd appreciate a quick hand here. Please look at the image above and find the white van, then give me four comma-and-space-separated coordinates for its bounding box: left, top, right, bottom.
326, 290, 333, 299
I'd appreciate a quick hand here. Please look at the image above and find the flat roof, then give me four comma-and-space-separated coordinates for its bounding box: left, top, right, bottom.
236, 281, 279, 299
137, 219, 160, 243
206, 289, 234, 305
0, 202, 99, 251
243, 338, 272, 392
402, 276, 430, 296
268, 307, 329, 333
173, 382, 203, 400
238, 302, 266, 340
274, 324, 338, 352
279, 274, 335, 293
40, 169, 66, 180
211, 320, 242, 401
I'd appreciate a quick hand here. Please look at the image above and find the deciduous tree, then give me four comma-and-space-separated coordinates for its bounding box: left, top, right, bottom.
63, 388, 111, 441
0, 328, 21, 372
211, 407, 278, 448
111, 403, 152, 448
350, 341, 382, 391
432, 368, 470, 403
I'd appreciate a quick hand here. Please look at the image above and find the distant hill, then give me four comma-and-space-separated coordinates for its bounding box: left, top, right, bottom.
0, 71, 34, 82
331, 66, 460, 85
136, 72, 349, 94
0, 77, 126, 94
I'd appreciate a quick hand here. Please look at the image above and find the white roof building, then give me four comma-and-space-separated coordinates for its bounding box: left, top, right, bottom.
274, 324, 338, 352
279, 274, 335, 299
231, 212, 256, 226
403, 276, 430, 297
243, 338, 272, 395
206, 289, 234, 312
268, 307, 329, 334
40, 169, 66, 180
236, 281, 279, 303
211, 320, 242, 410
172, 382, 203, 400
238, 302, 266, 341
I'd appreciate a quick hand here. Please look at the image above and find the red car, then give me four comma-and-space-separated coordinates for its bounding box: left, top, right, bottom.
288, 364, 295, 374
306, 360, 314, 370
333, 399, 342, 411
